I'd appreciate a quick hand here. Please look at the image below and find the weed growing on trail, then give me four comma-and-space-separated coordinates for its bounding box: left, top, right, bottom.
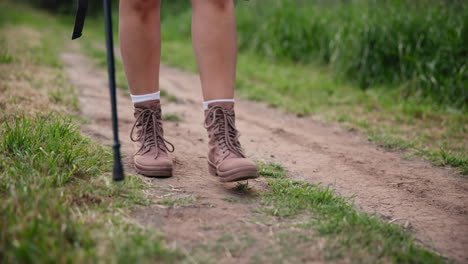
234, 182, 253, 194
162, 113, 183, 122
160, 89, 179, 103
423, 147, 468, 176
161, 195, 196, 208
257, 161, 287, 178
222, 197, 240, 203
368, 133, 415, 151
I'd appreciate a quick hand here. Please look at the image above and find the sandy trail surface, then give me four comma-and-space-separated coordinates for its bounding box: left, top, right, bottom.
61, 51, 468, 263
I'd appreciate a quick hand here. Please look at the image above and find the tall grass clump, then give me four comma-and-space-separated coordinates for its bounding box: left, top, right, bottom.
0, 114, 110, 188
236, 0, 467, 109
162, 0, 467, 110
0, 115, 107, 262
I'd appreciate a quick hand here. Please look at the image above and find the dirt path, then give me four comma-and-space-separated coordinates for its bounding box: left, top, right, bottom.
61, 51, 468, 263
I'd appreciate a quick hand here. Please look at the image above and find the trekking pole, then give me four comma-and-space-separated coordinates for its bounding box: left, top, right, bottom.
72, 0, 124, 181
103, 0, 124, 181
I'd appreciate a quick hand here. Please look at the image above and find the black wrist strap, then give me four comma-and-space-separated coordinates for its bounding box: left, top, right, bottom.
71, 0, 88, 39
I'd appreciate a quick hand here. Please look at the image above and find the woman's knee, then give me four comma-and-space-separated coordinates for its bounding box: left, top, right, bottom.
120, 0, 160, 23
121, 0, 161, 14
190, 0, 234, 11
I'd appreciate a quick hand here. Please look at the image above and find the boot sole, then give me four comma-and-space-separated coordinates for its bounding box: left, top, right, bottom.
135, 165, 173, 177
208, 162, 258, 182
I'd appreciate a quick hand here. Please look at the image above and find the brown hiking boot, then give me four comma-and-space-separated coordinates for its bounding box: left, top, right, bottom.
204, 102, 258, 182
130, 99, 174, 177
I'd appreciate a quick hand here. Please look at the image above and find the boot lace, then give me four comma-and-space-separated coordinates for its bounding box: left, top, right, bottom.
204, 106, 245, 159
130, 108, 174, 158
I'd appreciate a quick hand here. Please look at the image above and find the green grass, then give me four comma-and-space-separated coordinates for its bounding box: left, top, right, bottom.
262, 179, 444, 263
256, 162, 444, 263
0, 115, 182, 263
1, 115, 110, 187
368, 133, 415, 151
162, 0, 468, 109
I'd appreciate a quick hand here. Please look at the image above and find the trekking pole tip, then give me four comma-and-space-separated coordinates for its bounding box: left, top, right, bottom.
112, 144, 125, 182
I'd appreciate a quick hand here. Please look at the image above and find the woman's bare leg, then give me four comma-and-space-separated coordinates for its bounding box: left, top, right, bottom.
190, 0, 237, 101
191, 0, 258, 182
119, 0, 161, 95
120, 0, 174, 178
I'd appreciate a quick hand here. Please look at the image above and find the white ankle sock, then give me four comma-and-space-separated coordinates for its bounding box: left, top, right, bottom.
130, 91, 160, 104
203, 99, 235, 110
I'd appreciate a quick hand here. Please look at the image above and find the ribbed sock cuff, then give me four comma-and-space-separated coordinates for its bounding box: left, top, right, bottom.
130, 91, 160, 104
202, 99, 235, 110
